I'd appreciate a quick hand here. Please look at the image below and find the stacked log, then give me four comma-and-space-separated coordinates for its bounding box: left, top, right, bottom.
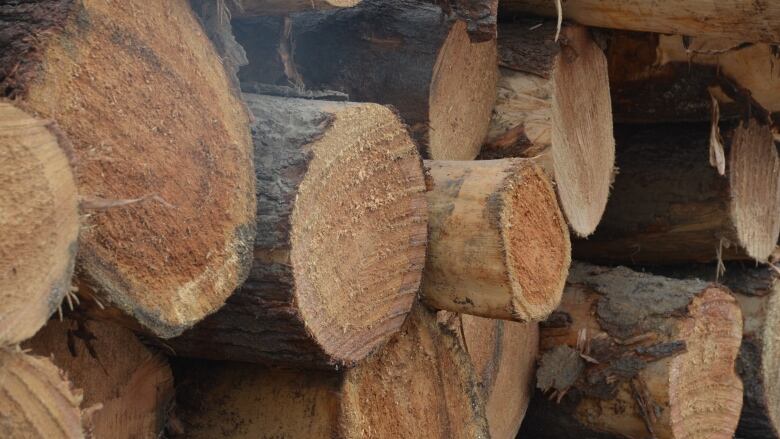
422, 159, 570, 322
482, 21, 615, 237
4, 0, 780, 438
173, 305, 489, 438
574, 122, 780, 264
607, 32, 780, 123
0, 0, 256, 338
233, 0, 498, 160
0, 348, 88, 439
0, 102, 79, 345
642, 264, 780, 439
521, 263, 744, 439
25, 319, 174, 439
498, 0, 780, 43
168, 93, 427, 369
454, 314, 539, 438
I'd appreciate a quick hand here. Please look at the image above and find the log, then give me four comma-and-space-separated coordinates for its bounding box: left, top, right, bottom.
172, 305, 490, 438
520, 263, 744, 439
498, 0, 780, 44
607, 32, 780, 123
233, 0, 498, 159
481, 21, 615, 237
189, 0, 248, 91
453, 314, 539, 439
422, 159, 570, 322
0, 102, 79, 345
574, 121, 780, 264
0, 348, 87, 438
642, 264, 780, 439
231, 0, 360, 16
0, 0, 256, 338
24, 319, 174, 439
168, 94, 427, 369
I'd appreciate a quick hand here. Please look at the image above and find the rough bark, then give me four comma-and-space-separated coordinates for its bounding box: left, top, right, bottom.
230, 0, 360, 16
24, 319, 174, 439
498, 0, 780, 44
189, 0, 248, 91
449, 313, 538, 439
641, 264, 780, 439
172, 305, 490, 439
574, 121, 780, 264
520, 263, 744, 439
432, 0, 498, 42
0, 102, 79, 346
233, 0, 498, 159
169, 94, 427, 369
481, 21, 615, 237
607, 31, 780, 124
0, 348, 88, 438
422, 159, 570, 322
0, 0, 256, 338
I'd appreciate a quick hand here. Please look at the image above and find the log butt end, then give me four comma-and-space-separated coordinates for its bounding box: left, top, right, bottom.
292, 103, 427, 366
502, 162, 571, 321
0, 349, 87, 439
428, 20, 498, 160
551, 25, 615, 237
669, 287, 743, 439
729, 119, 780, 262
0, 102, 79, 345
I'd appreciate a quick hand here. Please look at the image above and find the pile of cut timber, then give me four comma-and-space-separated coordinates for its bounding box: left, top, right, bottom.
1, 0, 779, 438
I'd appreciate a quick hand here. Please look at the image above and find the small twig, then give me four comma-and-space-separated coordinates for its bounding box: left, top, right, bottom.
553, 0, 563, 42
80, 194, 176, 211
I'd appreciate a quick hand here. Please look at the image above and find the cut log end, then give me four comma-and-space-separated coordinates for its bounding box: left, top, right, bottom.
422, 159, 569, 322
502, 163, 571, 321
550, 25, 615, 237
291, 103, 427, 365
428, 20, 498, 160
2, 0, 256, 337
460, 315, 538, 438
729, 119, 780, 262
0, 102, 79, 345
669, 287, 744, 439
524, 264, 743, 439
0, 349, 86, 439
485, 22, 614, 237
25, 319, 174, 439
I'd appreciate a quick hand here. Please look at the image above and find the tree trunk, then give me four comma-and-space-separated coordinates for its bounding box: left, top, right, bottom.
233, 0, 498, 160
24, 319, 174, 439
422, 159, 570, 322
0, 348, 87, 439
481, 21, 615, 237
168, 94, 427, 369
520, 263, 743, 439
607, 31, 780, 124
172, 305, 490, 438
498, 0, 780, 44
231, 0, 360, 16
574, 121, 780, 264
642, 264, 780, 439
450, 313, 538, 439
0, 102, 79, 346
0, 0, 256, 338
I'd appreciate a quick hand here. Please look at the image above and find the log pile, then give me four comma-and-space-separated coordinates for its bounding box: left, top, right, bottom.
2, 0, 780, 438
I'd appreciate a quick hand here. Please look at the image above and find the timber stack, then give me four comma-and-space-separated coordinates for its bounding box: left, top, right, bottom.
0, 0, 778, 438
